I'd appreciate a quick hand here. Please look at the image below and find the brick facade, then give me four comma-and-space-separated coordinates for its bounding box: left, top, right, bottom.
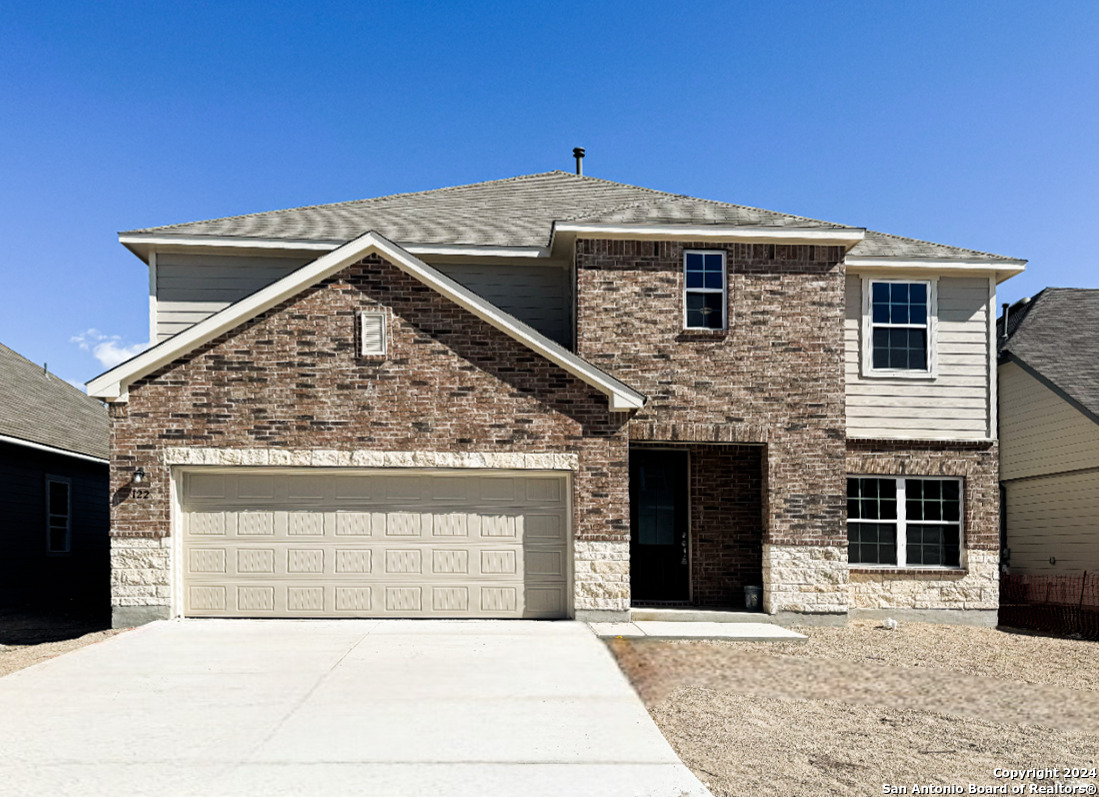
576, 239, 848, 549
688, 444, 764, 606
109, 253, 629, 617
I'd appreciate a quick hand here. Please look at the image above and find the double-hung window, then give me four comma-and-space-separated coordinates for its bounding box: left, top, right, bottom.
847, 476, 962, 567
684, 251, 726, 330
863, 279, 935, 375
45, 476, 71, 555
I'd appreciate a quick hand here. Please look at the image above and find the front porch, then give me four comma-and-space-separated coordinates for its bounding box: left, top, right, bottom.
629, 443, 764, 612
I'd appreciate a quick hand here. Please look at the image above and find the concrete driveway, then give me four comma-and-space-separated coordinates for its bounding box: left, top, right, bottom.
0, 620, 710, 796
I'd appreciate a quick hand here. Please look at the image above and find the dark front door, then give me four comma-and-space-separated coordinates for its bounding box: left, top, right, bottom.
630, 449, 689, 603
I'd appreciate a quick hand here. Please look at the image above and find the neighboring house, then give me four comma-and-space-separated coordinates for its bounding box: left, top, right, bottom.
87, 170, 1024, 628
0, 343, 110, 611
998, 288, 1099, 574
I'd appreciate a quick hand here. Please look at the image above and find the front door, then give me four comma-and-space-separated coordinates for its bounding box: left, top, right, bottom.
630, 450, 689, 603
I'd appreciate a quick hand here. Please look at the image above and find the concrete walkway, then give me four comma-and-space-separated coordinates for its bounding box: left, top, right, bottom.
591, 621, 807, 641
0, 620, 710, 796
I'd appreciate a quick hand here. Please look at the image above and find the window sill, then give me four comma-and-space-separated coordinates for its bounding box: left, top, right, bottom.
850, 566, 967, 577
678, 328, 729, 340
859, 369, 938, 381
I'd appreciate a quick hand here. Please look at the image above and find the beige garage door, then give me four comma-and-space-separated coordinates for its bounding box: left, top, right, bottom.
180, 470, 570, 618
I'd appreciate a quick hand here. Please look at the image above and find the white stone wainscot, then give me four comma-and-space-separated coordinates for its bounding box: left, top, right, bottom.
848, 549, 999, 610
573, 540, 630, 615
111, 536, 172, 626
763, 543, 850, 615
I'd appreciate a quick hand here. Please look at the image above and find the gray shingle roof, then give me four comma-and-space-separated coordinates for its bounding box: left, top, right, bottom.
0, 343, 108, 460
1000, 288, 1099, 420
124, 171, 1019, 262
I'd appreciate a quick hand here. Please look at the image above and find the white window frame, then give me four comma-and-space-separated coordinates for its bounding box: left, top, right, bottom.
861, 277, 937, 379
847, 475, 964, 569
682, 250, 727, 331
358, 309, 388, 357
45, 475, 72, 555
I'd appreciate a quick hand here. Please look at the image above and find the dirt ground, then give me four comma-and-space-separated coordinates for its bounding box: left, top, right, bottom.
0, 609, 123, 678
609, 620, 1099, 797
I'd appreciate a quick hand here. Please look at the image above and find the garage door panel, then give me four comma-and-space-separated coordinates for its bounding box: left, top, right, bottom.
181, 470, 569, 618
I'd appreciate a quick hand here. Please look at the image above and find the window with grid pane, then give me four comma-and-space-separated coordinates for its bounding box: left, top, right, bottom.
905, 479, 961, 566
847, 476, 963, 568
46, 477, 71, 554
847, 478, 898, 565
869, 280, 930, 372
684, 251, 726, 330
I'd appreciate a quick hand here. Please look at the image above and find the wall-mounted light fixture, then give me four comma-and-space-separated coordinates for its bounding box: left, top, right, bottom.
132, 467, 146, 485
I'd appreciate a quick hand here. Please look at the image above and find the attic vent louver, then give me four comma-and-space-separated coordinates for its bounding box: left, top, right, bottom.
359, 310, 387, 357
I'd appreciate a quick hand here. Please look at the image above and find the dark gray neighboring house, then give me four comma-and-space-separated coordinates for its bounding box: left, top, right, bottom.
0, 342, 109, 612
998, 288, 1099, 574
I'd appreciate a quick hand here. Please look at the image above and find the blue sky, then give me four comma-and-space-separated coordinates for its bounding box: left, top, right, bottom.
3, 1, 1097, 387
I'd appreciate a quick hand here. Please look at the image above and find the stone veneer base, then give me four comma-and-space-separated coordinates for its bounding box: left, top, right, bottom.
848, 549, 999, 611
762, 544, 850, 615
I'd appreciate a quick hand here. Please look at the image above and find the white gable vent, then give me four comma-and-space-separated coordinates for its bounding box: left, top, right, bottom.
359, 310, 387, 356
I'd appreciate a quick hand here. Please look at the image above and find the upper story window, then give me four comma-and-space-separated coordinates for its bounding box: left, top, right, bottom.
863, 279, 936, 377
683, 251, 726, 330
45, 476, 71, 555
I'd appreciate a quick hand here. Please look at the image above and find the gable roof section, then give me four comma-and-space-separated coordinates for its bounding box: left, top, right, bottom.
119, 171, 1021, 264
87, 232, 646, 412
1000, 288, 1099, 422
0, 343, 108, 461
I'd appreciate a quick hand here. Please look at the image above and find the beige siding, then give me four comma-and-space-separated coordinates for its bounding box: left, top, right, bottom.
434, 263, 571, 346
845, 274, 991, 440
998, 361, 1099, 481
156, 253, 311, 341
154, 253, 573, 347
1004, 469, 1099, 574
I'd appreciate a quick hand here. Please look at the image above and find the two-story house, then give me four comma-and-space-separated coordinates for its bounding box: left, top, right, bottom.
88, 171, 1024, 628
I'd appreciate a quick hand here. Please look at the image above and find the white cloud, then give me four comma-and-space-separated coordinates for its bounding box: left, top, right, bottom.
65, 379, 88, 393
70, 328, 150, 369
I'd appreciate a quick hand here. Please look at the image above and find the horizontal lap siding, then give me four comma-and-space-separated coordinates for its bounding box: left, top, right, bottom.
156, 253, 311, 341
434, 263, 571, 347
1005, 470, 1099, 573
998, 361, 1099, 481
845, 275, 991, 440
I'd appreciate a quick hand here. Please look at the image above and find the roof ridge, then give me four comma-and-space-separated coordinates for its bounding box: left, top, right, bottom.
122, 172, 572, 236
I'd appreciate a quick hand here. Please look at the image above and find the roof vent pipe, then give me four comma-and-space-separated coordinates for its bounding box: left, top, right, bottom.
1001, 302, 1010, 340
573, 147, 585, 176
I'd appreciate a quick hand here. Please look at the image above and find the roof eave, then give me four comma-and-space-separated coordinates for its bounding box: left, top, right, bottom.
845, 255, 1027, 284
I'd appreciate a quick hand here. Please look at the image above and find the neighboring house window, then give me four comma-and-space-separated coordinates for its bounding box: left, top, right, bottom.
863, 279, 935, 375
45, 476, 71, 554
847, 477, 962, 567
684, 251, 726, 330
359, 310, 387, 357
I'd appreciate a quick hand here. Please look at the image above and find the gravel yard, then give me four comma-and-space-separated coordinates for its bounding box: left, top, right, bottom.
0, 610, 122, 678
609, 620, 1099, 796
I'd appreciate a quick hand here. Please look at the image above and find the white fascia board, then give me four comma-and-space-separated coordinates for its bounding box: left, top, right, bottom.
92, 232, 644, 411
0, 433, 108, 465
553, 222, 867, 247
119, 234, 550, 262
845, 256, 1027, 284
